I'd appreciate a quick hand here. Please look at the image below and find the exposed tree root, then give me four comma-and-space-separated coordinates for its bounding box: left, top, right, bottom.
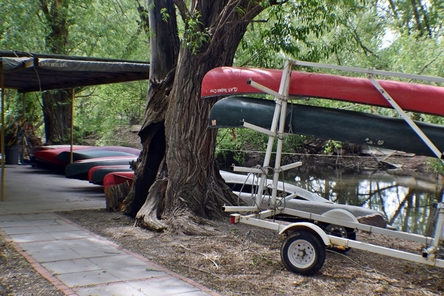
134, 213, 168, 232
162, 207, 218, 236
134, 178, 168, 231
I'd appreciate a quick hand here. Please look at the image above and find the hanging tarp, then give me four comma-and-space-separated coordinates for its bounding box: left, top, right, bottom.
38, 58, 150, 72
0, 50, 150, 93
0, 57, 33, 71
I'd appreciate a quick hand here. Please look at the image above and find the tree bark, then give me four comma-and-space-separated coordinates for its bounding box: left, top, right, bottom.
105, 181, 131, 211
42, 90, 73, 144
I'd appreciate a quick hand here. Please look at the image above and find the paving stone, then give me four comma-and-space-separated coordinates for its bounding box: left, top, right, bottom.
42, 258, 101, 274
50, 230, 91, 240
9, 232, 55, 243
20, 240, 84, 262
74, 282, 146, 296
2, 225, 45, 235
56, 269, 120, 287
128, 276, 204, 296
66, 238, 124, 258
90, 254, 166, 281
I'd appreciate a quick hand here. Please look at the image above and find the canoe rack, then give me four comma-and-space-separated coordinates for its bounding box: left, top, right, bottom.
218, 59, 444, 275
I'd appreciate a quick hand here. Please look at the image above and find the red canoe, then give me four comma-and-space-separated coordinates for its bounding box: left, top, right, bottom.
201, 67, 444, 116
103, 171, 134, 190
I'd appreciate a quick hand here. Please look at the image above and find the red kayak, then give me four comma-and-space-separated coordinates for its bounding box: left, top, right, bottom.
201, 67, 444, 116
30, 145, 91, 155
56, 149, 139, 164
32, 145, 140, 169
32, 145, 92, 167
103, 171, 134, 189
88, 165, 132, 182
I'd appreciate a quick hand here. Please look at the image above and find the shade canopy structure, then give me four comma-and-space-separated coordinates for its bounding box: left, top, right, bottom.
0, 50, 150, 93
1, 50, 150, 201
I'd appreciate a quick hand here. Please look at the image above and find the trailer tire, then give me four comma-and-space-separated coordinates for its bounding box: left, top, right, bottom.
281, 230, 326, 276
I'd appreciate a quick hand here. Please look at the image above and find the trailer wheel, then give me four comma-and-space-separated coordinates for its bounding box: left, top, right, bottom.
281, 230, 326, 276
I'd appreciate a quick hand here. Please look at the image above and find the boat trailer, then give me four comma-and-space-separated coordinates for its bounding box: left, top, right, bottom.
217, 60, 444, 275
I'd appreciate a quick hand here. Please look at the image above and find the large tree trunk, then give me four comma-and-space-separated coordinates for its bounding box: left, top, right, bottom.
122, 0, 180, 217
42, 90, 73, 144
39, 0, 72, 144
132, 51, 237, 232
124, 1, 272, 233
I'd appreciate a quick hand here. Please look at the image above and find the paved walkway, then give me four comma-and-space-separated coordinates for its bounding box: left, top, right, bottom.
0, 165, 220, 296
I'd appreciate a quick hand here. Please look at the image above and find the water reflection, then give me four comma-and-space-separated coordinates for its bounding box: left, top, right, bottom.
286, 170, 444, 236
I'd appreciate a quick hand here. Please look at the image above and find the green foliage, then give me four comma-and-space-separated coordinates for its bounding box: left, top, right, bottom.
1, 0, 149, 146
184, 11, 209, 55
235, 0, 367, 67
1, 0, 148, 64
216, 128, 267, 164
425, 158, 444, 175
323, 140, 342, 154
0, 1, 45, 51
160, 8, 170, 22
74, 80, 147, 146
216, 122, 307, 165
231, 0, 444, 166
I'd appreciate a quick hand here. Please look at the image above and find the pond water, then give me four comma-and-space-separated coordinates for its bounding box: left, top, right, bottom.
283, 169, 444, 236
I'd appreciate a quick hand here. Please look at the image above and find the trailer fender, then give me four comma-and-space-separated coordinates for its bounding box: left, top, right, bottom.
279, 222, 331, 246
321, 208, 358, 223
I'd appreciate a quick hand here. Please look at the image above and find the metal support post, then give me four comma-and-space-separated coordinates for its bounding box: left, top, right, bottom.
270, 60, 292, 208
368, 77, 444, 160
291, 60, 444, 84
1, 72, 4, 201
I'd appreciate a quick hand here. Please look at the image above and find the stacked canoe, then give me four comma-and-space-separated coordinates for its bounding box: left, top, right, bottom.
30, 145, 139, 187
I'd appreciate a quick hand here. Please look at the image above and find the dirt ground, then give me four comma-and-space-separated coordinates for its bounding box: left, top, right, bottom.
0, 234, 64, 296
1, 155, 444, 295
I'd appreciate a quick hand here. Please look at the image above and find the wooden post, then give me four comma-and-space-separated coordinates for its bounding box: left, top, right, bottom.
70, 88, 74, 163
21, 92, 26, 162
1, 72, 5, 201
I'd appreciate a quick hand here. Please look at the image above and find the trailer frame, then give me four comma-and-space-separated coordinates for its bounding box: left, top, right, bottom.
220, 59, 444, 275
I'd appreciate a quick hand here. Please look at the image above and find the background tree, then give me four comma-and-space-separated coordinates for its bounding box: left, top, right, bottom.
1, 0, 149, 145
38, 0, 81, 144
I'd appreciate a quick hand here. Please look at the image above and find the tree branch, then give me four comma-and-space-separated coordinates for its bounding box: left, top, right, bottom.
418, 50, 443, 75
410, 0, 424, 36
174, 0, 190, 23
387, 0, 399, 21
203, 1, 282, 61
418, 0, 433, 38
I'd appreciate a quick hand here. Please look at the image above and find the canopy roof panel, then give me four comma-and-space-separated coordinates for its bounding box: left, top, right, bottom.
0, 50, 150, 92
